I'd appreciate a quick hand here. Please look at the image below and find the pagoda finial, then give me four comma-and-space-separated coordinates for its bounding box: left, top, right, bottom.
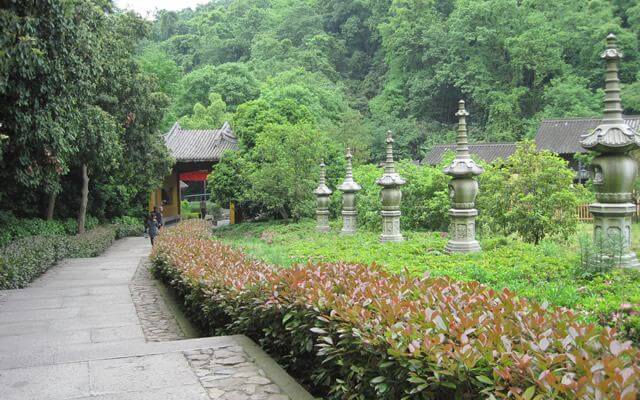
455, 100, 471, 159
601, 33, 624, 124
345, 148, 353, 180
580, 34, 640, 153
384, 131, 396, 174
319, 159, 326, 186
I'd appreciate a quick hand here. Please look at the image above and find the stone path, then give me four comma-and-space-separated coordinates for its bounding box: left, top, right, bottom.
0, 237, 313, 400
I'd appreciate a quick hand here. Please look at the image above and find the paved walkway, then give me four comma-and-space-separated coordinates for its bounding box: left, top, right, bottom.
0, 237, 313, 400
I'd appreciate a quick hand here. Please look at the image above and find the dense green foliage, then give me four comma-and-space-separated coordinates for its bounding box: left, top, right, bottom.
141, 0, 640, 162
0, 226, 118, 289
477, 141, 586, 243
0, 214, 99, 247
153, 221, 640, 399
329, 161, 450, 231
139, 0, 638, 221
213, 220, 640, 343
0, 1, 171, 225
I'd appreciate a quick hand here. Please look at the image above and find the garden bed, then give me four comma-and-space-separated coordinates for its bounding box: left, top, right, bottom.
152, 220, 639, 399
213, 220, 640, 343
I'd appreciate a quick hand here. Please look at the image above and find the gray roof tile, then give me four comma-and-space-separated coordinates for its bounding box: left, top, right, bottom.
164, 121, 239, 162
535, 115, 640, 154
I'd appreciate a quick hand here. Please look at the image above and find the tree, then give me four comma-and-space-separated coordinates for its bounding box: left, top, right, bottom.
0, 0, 102, 215
179, 93, 229, 129
232, 98, 313, 148
74, 106, 122, 233
172, 63, 259, 117
246, 122, 342, 220
137, 45, 182, 95
477, 141, 583, 244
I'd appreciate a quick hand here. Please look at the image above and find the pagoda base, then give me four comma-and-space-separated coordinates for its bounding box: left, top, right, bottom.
590, 202, 640, 269
380, 210, 403, 243
445, 208, 481, 254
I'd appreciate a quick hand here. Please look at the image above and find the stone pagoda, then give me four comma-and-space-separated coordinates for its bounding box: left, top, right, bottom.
314, 160, 332, 232
580, 33, 640, 268
443, 100, 483, 253
338, 148, 362, 234
376, 131, 405, 242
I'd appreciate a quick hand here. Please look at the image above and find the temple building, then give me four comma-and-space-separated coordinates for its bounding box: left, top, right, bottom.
148, 121, 238, 223
423, 115, 640, 182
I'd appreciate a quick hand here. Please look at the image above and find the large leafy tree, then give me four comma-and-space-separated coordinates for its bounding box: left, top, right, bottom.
1, 1, 171, 225
0, 0, 103, 215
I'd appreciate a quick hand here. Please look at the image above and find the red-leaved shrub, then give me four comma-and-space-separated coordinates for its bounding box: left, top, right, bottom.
151, 220, 639, 399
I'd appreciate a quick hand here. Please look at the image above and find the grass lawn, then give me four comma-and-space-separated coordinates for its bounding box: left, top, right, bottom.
213, 219, 640, 337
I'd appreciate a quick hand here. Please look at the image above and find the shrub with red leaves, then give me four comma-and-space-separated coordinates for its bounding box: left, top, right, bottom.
151, 220, 640, 399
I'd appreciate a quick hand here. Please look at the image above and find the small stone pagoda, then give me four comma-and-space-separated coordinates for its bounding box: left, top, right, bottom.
377, 131, 405, 242
314, 160, 332, 232
443, 100, 483, 253
338, 148, 361, 234
580, 33, 640, 268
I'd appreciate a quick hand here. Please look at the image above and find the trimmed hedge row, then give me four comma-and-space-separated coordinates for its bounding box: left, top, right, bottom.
0, 215, 100, 247
0, 226, 118, 289
151, 221, 640, 400
112, 216, 145, 239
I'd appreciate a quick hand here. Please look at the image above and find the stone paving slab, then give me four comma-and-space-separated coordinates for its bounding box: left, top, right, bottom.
0, 237, 314, 400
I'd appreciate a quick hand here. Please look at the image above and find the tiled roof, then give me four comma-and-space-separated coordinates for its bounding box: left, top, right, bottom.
535, 115, 640, 154
423, 143, 517, 165
164, 121, 239, 162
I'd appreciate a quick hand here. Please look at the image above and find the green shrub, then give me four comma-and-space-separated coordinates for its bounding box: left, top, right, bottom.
477, 141, 584, 243
213, 220, 640, 343
0, 215, 103, 247
577, 233, 623, 279
66, 226, 117, 257
0, 235, 69, 289
331, 161, 449, 232
152, 221, 640, 399
62, 218, 79, 235
112, 216, 144, 239
0, 225, 118, 289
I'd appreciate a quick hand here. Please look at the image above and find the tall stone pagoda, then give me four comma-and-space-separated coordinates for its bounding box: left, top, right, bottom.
338, 148, 361, 234
377, 131, 405, 242
581, 33, 640, 268
314, 160, 332, 232
443, 100, 483, 253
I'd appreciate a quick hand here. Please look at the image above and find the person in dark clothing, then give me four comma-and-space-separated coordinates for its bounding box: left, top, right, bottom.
152, 206, 163, 228
146, 214, 159, 246
200, 198, 207, 220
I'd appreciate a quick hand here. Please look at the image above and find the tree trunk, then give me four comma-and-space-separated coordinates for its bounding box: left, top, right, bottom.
78, 164, 89, 234
46, 191, 57, 220
278, 207, 289, 220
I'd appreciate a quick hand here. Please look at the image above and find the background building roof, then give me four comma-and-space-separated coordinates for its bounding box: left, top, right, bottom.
423, 143, 517, 165
164, 121, 238, 162
423, 115, 640, 165
535, 115, 640, 155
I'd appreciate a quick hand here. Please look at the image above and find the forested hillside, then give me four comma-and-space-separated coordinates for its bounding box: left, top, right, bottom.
140, 0, 640, 162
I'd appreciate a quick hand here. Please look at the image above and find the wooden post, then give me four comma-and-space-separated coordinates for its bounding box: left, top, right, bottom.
230, 202, 235, 225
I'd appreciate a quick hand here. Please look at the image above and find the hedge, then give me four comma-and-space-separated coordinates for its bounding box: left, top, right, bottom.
0, 225, 120, 289
151, 220, 639, 399
0, 215, 100, 247
112, 216, 145, 239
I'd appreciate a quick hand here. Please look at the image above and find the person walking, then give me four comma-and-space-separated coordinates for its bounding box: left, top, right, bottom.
199, 198, 207, 220
152, 206, 163, 228
146, 213, 159, 246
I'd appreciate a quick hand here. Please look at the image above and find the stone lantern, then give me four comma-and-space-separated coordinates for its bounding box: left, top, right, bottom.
377, 131, 405, 242
314, 160, 332, 232
580, 33, 640, 268
338, 148, 361, 234
443, 100, 483, 253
